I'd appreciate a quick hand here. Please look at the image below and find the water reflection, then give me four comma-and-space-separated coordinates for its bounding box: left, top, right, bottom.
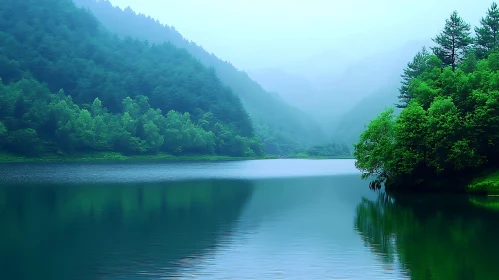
0, 179, 254, 280
354, 192, 499, 280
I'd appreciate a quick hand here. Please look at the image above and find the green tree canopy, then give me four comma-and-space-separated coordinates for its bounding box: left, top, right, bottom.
475, 2, 499, 57
432, 11, 473, 71
355, 5, 499, 190
0, 121, 6, 147
0, 0, 264, 158
353, 108, 396, 184
397, 47, 433, 108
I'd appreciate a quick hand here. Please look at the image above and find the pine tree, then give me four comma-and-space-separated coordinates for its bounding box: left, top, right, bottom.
431, 11, 472, 71
475, 2, 499, 58
397, 47, 431, 108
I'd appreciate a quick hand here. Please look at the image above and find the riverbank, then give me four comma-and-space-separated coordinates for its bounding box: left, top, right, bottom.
0, 152, 353, 163
467, 169, 499, 195
287, 153, 355, 160
0, 152, 275, 163
469, 196, 499, 211
384, 168, 499, 195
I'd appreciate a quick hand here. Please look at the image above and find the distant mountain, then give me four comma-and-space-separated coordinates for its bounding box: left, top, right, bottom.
324, 40, 431, 103
247, 68, 327, 119
73, 0, 325, 154
249, 41, 432, 128
284, 50, 358, 87
331, 85, 401, 147
325, 40, 432, 145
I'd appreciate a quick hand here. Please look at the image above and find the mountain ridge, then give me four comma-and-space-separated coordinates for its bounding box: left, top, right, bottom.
0, 0, 263, 157
74, 0, 326, 154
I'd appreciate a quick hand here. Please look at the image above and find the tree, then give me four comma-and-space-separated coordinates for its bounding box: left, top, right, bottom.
6, 128, 43, 156
0, 121, 6, 147
93, 115, 110, 150
432, 11, 473, 71
142, 120, 164, 153
392, 102, 429, 177
90, 98, 105, 116
459, 48, 479, 73
73, 109, 95, 149
475, 2, 499, 57
398, 47, 432, 108
353, 108, 396, 185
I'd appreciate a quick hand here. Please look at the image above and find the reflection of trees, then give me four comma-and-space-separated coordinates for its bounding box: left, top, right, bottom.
354, 193, 399, 266
470, 196, 499, 211
354, 193, 499, 280
0, 179, 254, 280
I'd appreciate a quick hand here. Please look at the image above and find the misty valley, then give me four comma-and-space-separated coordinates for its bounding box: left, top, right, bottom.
2, 0, 499, 279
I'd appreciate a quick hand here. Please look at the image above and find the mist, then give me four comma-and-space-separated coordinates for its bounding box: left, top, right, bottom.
106, 0, 497, 145
109, 0, 491, 70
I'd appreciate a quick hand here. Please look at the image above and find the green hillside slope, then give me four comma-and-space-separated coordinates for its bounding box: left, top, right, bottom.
0, 0, 262, 158
73, 0, 325, 154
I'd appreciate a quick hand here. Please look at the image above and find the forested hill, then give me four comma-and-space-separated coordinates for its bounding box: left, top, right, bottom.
73, 0, 325, 154
355, 3, 499, 193
0, 0, 263, 158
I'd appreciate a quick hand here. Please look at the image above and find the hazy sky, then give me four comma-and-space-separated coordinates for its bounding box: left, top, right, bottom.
110, 0, 494, 70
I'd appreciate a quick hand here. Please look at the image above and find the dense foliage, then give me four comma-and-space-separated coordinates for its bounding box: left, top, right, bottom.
73, 0, 325, 154
0, 0, 263, 157
354, 3, 499, 190
306, 143, 351, 158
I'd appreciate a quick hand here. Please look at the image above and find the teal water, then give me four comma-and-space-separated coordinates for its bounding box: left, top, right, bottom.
0, 159, 498, 279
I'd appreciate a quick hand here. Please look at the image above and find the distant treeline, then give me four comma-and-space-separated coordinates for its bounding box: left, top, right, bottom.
307, 143, 351, 157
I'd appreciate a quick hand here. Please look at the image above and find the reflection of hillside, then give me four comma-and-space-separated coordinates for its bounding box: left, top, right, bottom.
0, 179, 254, 280
354, 193, 499, 279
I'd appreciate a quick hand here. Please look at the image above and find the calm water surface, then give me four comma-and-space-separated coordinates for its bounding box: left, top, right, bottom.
1, 159, 498, 279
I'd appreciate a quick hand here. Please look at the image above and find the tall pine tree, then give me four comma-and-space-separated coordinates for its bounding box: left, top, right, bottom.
432, 11, 472, 71
397, 47, 431, 108
475, 2, 499, 58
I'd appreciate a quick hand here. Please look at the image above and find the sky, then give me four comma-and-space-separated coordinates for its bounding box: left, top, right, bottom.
109, 0, 494, 71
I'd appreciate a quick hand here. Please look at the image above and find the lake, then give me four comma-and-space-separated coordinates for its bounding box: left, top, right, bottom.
1, 159, 499, 279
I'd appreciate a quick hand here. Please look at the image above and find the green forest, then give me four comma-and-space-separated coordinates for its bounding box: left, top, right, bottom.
73, 0, 326, 155
0, 0, 351, 160
0, 0, 266, 158
354, 3, 499, 193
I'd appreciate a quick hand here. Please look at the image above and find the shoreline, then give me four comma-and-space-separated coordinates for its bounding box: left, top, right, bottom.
467, 169, 499, 195
0, 152, 354, 163
384, 168, 499, 196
